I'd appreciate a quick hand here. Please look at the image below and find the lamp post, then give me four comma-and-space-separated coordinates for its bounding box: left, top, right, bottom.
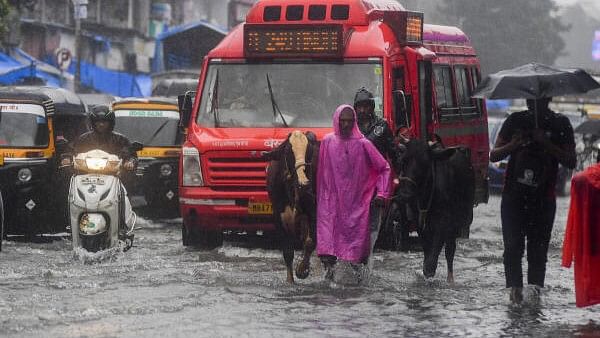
72, 0, 87, 92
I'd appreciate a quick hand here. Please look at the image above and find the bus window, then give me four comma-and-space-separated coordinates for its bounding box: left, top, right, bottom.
418, 61, 433, 138
470, 66, 484, 116
433, 65, 458, 119
455, 66, 478, 118
392, 67, 411, 128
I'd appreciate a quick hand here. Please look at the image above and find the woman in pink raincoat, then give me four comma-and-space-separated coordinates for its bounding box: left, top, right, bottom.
317, 104, 391, 276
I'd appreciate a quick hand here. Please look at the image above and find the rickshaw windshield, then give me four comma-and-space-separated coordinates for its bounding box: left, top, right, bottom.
114, 109, 180, 147
0, 103, 49, 148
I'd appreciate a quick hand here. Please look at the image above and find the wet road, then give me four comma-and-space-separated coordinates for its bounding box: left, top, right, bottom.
1, 195, 599, 337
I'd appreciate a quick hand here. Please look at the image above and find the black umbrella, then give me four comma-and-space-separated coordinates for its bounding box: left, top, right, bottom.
472, 62, 600, 127
574, 119, 600, 136
472, 62, 600, 100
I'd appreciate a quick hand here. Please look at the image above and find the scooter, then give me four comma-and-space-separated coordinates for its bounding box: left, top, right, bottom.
67, 143, 142, 252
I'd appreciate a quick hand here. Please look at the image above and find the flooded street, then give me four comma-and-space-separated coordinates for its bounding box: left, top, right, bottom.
1, 195, 599, 337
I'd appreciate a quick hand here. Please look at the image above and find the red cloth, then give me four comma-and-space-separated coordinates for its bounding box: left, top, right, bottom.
562, 163, 600, 307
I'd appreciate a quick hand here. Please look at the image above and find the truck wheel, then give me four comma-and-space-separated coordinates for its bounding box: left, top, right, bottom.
201, 230, 223, 249
0, 191, 3, 251
182, 224, 193, 246
182, 224, 223, 249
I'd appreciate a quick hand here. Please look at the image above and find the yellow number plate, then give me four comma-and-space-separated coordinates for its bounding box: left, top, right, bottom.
0, 155, 3, 166
248, 202, 272, 215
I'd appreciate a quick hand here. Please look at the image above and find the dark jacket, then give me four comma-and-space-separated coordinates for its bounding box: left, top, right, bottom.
73, 130, 138, 164
498, 109, 574, 199
359, 116, 402, 173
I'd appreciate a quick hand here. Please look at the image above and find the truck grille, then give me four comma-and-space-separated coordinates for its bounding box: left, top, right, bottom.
205, 151, 268, 185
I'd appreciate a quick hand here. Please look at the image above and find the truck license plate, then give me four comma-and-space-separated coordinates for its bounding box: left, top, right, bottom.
248, 202, 272, 215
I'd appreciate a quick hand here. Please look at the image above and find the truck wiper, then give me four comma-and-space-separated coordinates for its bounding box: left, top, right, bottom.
265, 73, 288, 128
210, 69, 220, 127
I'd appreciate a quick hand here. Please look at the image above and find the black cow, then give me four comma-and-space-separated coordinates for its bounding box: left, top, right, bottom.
396, 139, 475, 283
264, 130, 319, 284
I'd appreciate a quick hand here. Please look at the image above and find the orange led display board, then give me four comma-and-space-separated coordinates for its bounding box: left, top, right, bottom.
244, 24, 344, 57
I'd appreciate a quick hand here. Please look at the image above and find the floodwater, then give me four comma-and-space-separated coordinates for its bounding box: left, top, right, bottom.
1, 195, 599, 337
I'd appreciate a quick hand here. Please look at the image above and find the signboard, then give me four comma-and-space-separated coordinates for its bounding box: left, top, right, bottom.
114, 110, 179, 119
72, 0, 88, 19
55, 48, 72, 71
244, 24, 344, 58
0, 104, 46, 117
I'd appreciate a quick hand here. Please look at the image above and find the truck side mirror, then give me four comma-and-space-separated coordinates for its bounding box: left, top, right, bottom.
178, 91, 194, 128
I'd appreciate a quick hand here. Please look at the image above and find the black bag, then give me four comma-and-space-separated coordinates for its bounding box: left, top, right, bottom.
511, 145, 549, 195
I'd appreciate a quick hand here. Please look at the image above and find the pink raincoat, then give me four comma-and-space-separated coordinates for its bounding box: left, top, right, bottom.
316, 104, 391, 263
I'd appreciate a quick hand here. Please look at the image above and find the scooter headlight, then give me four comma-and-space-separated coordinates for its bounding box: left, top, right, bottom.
160, 163, 172, 177
17, 168, 32, 182
85, 157, 109, 171
79, 213, 107, 235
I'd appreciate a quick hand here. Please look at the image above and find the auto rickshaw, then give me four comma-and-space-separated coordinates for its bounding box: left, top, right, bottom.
0, 86, 88, 237
111, 97, 183, 212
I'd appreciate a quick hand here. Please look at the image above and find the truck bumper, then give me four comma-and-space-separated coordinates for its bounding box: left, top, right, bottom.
179, 187, 275, 232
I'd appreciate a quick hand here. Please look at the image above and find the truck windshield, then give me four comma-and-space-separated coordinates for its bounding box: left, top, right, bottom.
0, 108, 49, 148
197, 62, 383, 128
114, 109, 180, 146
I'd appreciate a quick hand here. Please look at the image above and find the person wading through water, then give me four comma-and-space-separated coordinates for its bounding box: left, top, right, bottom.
490, 97, 576, 304
316, 104, 391, 282
354, 87, 403, 255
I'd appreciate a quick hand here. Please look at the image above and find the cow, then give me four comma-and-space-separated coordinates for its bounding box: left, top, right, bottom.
396, 139, 475, 283
264, 130, 319, 284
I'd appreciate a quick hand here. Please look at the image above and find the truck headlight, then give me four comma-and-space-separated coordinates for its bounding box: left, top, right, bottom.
79, 213, 107, 235
182, 147, 204, 186
160, 163, 173, 177
17, 168, 32, 182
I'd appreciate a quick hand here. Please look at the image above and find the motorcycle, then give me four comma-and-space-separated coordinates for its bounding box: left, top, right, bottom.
67, 143, 142, 252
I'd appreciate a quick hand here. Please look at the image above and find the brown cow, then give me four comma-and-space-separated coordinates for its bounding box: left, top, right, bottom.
264, 130, 319, 284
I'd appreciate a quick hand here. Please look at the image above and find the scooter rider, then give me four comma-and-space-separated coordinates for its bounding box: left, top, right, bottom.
61, 105, 137, 170
354, 87, 403, 255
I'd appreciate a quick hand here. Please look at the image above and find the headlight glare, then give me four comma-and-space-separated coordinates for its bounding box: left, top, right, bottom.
85, 157, 108, 171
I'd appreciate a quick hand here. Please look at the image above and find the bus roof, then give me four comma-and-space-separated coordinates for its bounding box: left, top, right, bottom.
246, 0, 405, 26
207, 0, 475, 60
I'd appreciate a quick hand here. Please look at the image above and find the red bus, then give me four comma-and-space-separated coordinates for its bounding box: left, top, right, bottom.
178, 0, 489, 247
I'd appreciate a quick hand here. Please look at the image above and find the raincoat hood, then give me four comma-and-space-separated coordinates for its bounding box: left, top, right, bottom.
333, 104, 363, 139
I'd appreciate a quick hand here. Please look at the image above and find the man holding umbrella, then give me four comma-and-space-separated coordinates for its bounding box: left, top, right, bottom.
490, 97, 576, 303
474, 62, 598, 304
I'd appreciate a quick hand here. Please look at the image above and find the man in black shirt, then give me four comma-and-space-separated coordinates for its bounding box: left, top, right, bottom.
490, 97, 576, 304
354, 87, 403, 256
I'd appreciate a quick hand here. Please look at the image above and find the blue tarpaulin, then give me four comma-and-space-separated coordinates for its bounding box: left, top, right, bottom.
3, 45, 152, 97
39, 52, 151, 97
64, 61, 151, 97
0, 49, 62, 87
